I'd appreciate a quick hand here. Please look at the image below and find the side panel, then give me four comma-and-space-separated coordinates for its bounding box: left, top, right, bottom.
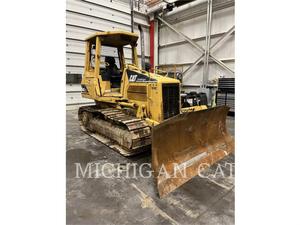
81, 70, 100, 98
127, 85, 147, 102
147, 83, 163, 123
123, 68, 164, 123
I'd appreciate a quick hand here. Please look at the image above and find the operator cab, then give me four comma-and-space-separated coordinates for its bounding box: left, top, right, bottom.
84, 31, 139, 96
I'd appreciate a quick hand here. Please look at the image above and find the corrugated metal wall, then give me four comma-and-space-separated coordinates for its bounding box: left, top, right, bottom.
158, 0, 235, 92
66, 0, 150, 106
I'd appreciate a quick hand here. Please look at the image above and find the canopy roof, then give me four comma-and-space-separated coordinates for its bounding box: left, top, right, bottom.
85, 31, 139, 47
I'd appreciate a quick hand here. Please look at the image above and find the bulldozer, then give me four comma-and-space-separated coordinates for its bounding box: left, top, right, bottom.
78, 31, 234, 197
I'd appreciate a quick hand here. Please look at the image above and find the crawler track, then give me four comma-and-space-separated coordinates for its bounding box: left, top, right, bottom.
78, 105, 151, 156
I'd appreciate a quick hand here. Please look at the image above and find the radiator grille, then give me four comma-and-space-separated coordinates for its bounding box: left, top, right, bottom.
162, 84, 180, 120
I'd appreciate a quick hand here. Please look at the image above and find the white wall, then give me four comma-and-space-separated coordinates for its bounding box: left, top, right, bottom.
66, 0, 150, 106
158, 0, 235, 92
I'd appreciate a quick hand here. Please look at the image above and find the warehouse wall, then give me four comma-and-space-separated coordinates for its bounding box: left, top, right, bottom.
158, 0, 235, 92
66, 0, 150, 106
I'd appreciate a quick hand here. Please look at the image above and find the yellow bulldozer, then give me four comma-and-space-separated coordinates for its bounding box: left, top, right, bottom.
78, 31, 234, 197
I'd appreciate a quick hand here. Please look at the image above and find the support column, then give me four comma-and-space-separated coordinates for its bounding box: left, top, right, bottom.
203, 0, 212, 86
154, 19, 159, 69
150, 20, 155, 71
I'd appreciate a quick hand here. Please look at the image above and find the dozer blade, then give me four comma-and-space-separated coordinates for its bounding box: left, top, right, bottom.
152, 106, 234, 198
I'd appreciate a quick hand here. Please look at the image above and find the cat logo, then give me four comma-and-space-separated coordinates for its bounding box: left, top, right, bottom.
129, 74, 137, 82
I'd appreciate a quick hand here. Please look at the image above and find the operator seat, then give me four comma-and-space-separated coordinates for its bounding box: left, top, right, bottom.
103, 57, 121, 88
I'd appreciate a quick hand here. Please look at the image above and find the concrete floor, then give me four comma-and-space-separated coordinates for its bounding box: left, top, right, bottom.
67, 109, 235, 225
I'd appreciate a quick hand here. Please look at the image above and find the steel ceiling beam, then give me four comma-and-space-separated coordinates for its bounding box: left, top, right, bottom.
162, 0, 235, 25
210, 25, 235, 51
183, 26, 235, 76
157, 15, 234, 76
156, 16, 206, 53
159, 31, 229, 49
182, 55, 205, 76
157, 15, 206, 76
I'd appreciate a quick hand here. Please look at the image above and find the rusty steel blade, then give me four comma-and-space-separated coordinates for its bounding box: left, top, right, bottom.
151, 106, 234, 198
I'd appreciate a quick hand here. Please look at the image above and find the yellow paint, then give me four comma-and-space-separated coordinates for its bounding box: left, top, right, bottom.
81, 31, 207, 126
181, 105, 208, 113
